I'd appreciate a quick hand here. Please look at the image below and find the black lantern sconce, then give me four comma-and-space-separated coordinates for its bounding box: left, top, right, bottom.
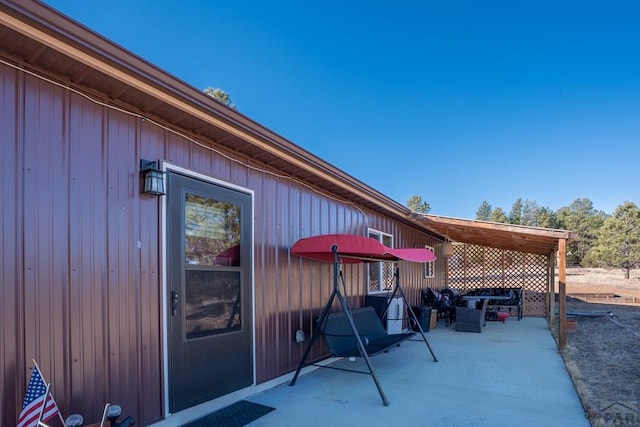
140, 159, 166, 196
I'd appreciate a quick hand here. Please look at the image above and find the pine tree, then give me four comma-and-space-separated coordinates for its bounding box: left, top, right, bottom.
508, 198, 523, 225
406, 195, 431, 213
490, 207, 508, 223
476, 201, 492, 221
583, 201, 640, 278
557, 198, 607, 266
204, 87, 236, 109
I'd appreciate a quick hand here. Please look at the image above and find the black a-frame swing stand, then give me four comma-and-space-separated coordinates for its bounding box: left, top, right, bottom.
289, 245, 438, 406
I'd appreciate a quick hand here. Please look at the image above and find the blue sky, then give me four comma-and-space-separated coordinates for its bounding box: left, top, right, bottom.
45, 1, 639, 219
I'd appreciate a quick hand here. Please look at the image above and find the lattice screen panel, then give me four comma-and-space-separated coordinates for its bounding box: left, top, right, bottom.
382, 262, 395, 291
448, 244, 549, 316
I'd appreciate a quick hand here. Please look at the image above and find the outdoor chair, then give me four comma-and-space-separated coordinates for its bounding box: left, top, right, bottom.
423, 287, 458, 326
455, 299, 488, 333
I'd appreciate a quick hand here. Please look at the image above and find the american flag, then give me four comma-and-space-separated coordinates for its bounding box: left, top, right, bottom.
17, 366, 60, 427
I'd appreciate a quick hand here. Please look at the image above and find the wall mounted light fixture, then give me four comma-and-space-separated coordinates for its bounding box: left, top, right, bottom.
140, 159, 166, 196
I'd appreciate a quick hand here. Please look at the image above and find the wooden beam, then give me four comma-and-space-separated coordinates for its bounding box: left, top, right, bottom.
414, 214, 577, 256
558, 239, 567, 349
547, 251, 555, 326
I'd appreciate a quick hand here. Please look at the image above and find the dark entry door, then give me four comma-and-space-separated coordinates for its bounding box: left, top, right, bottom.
167, 172, 253, 413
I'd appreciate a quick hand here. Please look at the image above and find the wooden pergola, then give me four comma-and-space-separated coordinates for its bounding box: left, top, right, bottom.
410, 213, 577, 348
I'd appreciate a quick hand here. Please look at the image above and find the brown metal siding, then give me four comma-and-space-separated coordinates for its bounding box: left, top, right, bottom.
1, 63, 165, 426
22, 75, 68, 416
67, 93, 110, 419
1, 60, 21, 426
1, 59, 444, 426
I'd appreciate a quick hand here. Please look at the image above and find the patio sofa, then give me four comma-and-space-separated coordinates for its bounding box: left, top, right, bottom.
463, 287, 523, 320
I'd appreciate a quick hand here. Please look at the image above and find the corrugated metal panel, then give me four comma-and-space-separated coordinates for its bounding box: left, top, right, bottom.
105, 112, 141, 416
138, 121, 164, 421
67, 92, 110, 419
1, 58, 445, 426
22, 74, 68, 414
0, 60, 21, 427
0, 62, 167, 425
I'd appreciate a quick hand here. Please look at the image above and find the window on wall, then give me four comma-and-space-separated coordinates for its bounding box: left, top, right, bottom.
424, 245, 435, 278
368, 229, 394, 293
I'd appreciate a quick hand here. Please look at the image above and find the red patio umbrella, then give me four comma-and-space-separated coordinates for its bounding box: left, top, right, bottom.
290, 234, 436, 264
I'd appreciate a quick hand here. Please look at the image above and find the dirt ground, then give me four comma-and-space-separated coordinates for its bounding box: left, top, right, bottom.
553, 268, 640, 426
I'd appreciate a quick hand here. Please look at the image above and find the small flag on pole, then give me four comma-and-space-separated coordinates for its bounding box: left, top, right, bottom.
17, 365, 61, 427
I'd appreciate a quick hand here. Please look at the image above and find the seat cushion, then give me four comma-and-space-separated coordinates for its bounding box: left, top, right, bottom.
496, 312, 509, 322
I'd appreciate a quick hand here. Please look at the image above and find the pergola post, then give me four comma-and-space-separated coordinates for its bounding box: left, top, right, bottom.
558, 238, 567, 349
547, 251, 555, 326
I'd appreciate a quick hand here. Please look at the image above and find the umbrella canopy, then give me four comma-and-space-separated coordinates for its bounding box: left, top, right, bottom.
291, 234, 436, 264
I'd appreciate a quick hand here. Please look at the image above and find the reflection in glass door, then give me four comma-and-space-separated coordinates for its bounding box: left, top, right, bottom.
184, 194, 242, 339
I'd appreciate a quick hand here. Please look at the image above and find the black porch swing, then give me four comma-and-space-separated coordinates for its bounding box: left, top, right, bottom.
288, 234, 438, 406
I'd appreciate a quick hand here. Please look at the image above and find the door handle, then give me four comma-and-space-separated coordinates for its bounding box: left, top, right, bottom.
171, 291, 179, 316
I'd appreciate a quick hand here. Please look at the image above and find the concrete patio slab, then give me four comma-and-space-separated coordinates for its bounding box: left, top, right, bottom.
246, 317, 588, 426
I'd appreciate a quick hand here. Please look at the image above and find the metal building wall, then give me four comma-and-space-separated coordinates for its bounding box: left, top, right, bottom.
0, 61, 444, 426
0, 64, 167, 425
1, 54, 21, 427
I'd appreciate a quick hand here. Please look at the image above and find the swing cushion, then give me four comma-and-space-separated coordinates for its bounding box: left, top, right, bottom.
322, 307, 415, 357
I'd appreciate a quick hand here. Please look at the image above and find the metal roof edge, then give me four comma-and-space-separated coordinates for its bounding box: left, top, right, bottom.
0, 0, 412, 222
416, 213, 576, 240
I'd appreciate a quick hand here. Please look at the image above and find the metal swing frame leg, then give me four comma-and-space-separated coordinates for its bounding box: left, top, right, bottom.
289, 246, 391, 406
288, 288, 336, 387
381, 266, 438, 362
